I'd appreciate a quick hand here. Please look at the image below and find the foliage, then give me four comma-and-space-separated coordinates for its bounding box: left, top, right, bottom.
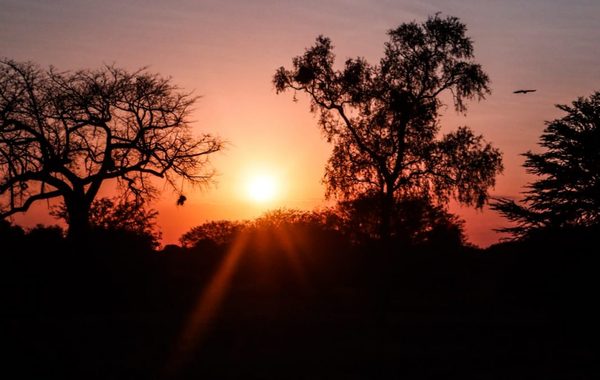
492, 91, 600, 238
179, 220, 247, 248
52, 197, 162, 248
180, 203, 464, 250
0, 218, 25, 242
179, 210, 332, 248
0, 59, 222, 237
335, 195, 465, 246
25, 224, 65, 245
274, 14, 502, 238
251, 208, 336, 230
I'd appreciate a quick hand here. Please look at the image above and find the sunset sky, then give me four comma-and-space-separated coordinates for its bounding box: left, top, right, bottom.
2, 0, 599, 247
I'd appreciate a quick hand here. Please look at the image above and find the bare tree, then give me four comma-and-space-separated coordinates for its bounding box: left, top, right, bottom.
0, 59, 222, 238
274, 14, 502, 240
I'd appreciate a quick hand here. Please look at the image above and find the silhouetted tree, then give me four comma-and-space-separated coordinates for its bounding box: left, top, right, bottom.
251, 208, 347, 240
179, 220, 246, 248
24, 224, 64, 246
0, 60, 222, 238
0, 219, 25, 246
336, 195, 465, 247
253, 208, 322, 229
179, 209, 345, 249
274, 14, 502, 239
52, 197, 162, 248
492, 92, 600, 238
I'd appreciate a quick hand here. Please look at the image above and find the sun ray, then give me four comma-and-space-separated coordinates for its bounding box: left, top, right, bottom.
273, 225, 310, 290
164, 232, 249, 376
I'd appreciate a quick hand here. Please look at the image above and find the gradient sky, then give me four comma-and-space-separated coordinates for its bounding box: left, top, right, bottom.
2, 0, 599, 247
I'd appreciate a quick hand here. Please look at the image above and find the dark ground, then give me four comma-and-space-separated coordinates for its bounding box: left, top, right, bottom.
1, 228, 598, 379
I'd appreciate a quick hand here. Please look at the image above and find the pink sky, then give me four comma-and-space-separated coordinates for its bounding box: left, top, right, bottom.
2, 0, 599, 247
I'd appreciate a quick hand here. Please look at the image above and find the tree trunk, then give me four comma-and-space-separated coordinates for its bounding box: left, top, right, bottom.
379, 188, 395, 242
65, 197, 92, 241
376, 187, 396, 373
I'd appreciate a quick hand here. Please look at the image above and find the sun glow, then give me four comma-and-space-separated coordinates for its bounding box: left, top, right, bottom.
246, 174, 278, 203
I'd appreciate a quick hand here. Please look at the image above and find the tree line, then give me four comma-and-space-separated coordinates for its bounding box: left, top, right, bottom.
1, 14, 599, 247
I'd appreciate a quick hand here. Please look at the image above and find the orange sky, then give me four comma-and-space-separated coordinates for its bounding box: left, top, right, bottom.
2, 0, 600, 247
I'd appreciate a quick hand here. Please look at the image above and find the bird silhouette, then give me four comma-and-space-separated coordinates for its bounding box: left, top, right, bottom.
176, 194, 187, 206
513, 89, 536, 94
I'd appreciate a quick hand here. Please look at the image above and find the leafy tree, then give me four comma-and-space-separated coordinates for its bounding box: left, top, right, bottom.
0, 219, 25, 244
179, 209, 345, 249
335, 195, 465, 247
24, 224, 65, 246
492, 92, 600, 238
253, 209, 321, 228
274, 14, 502, 239
52, 197, 162, 248
179, 220, 246, 248
0, 60, 222, 238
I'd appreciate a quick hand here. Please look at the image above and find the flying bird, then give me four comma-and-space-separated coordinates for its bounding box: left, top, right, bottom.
513, 89, 536, 94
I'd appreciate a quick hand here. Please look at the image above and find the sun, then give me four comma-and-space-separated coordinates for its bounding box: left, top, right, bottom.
246, 174, 278, 203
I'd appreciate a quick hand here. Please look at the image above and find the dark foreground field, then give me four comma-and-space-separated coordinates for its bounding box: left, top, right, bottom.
1, 228, 598, 379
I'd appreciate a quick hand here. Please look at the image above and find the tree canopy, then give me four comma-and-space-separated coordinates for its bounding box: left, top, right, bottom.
274, 14, 502, 239
335, 195, 465, 247
0, 60, 222, 237
492, 91, 600, 238
51, 197, 162, 248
